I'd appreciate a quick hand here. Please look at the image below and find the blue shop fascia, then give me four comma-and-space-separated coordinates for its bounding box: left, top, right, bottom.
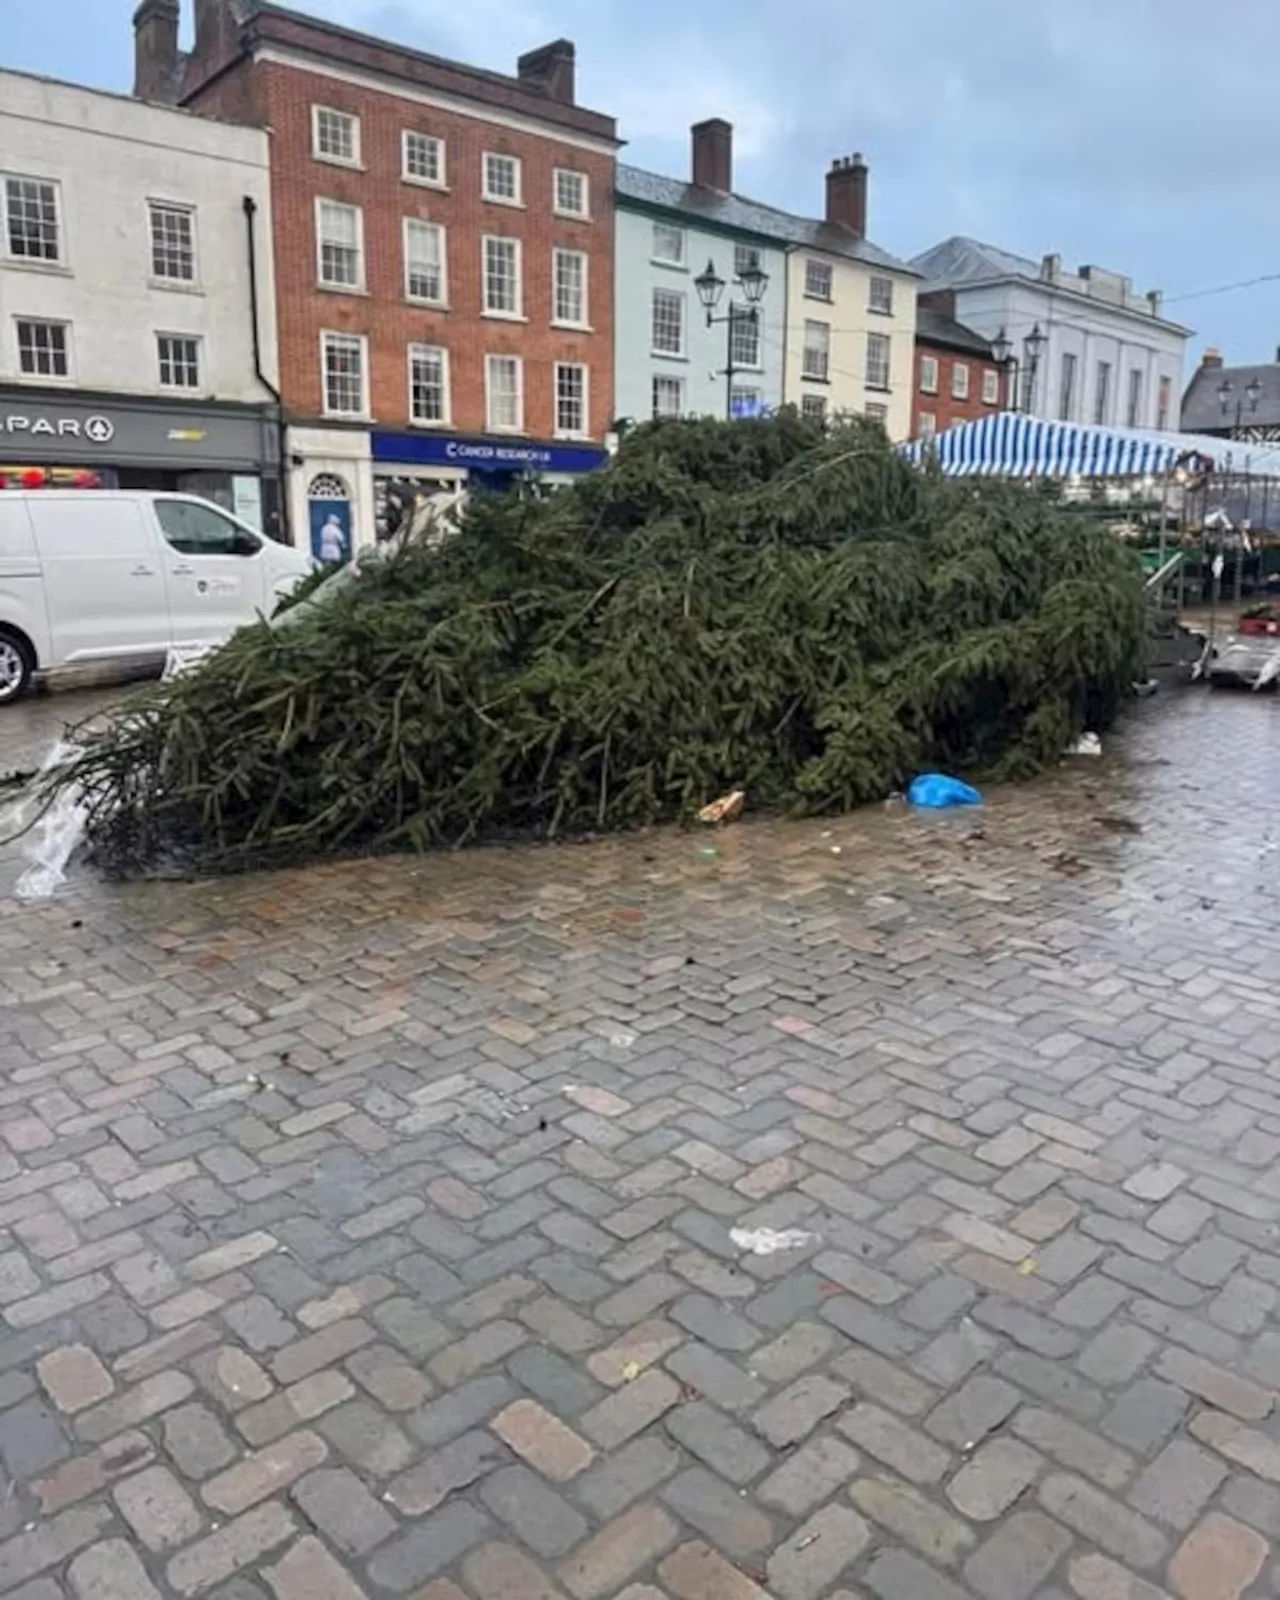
370, 428, 609, 533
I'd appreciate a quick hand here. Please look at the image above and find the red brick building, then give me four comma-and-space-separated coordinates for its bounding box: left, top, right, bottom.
911, 290, 1008, 442
134, 0, 619, 548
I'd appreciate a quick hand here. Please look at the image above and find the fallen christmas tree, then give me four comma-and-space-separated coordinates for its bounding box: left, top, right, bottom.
44, 413, 1147, 876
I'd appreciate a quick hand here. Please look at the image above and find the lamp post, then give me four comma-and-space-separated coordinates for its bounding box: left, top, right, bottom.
1021, 323, 1047, 416
1217, 376, 1262, 440
694, 256, 769, 420
993, 326, 1019, 412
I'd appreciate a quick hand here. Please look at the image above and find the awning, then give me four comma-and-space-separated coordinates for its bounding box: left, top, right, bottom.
904, 413, 1280, 479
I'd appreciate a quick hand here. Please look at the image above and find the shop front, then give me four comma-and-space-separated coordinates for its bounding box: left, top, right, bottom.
0, 389, 282, 538
370, 429, 609, 538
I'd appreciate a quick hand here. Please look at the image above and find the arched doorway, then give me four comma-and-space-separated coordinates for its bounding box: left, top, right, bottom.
307, 472, 352, 565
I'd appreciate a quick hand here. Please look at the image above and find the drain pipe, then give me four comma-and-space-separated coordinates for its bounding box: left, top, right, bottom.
243, 194, 291, 544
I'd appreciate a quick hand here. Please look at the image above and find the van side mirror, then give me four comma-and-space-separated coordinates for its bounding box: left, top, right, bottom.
232, 529, 262, 557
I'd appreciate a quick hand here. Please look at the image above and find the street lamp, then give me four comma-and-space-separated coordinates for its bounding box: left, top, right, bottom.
1022, 323, 1047, 415
694, 256, 769, 419
993, 326, 1019, 412
1217, 376, 1262, 439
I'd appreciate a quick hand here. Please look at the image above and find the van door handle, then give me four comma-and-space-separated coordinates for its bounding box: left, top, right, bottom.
171, 564, 194, 576
130, 564, 155, 577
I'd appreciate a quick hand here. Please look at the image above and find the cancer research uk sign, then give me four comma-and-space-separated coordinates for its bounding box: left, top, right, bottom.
371, 430, 607, 475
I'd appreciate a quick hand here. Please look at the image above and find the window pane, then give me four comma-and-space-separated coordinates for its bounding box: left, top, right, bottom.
17, 320, 68, 377
323, 334, 364, 415
802, 320, 829, 381
652, 223, 684, 264
5, 177, 60, 261
651, 288, 684, 354
410, 346, 447, 423
920, 356, 938, 394
869, 276, 893, 314
150, 203, 195, 281
554, 250, 586, 324
729, 308, 759, 368
1057, 353, 1076, 420
804, 259, 831, 300
982, 369, 999, 405
555, 170, 587, 215
734, 243, 761, 278
319, 201, 361, 287
405, 220, 444, 302
866, 332, 891, 389
314, 108, 356, 162
556, 362, 586, 435
801, 394, 826, 422
730, 385, 761, 419
865, 402, 888, 424
952, 362, 970, 400
484, 154, 520, 201
652, 375, 683, 418
403, 131, 442, 183
1094, 361, 1111, 424
486, 355, 522, 430
484, 237, 519, 314
157, 335, 200, 389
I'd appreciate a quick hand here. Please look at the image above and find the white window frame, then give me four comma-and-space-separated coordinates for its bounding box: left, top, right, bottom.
804, 259, 832, 301
156, 332, 202, 390
552, 247, 589, 329
734, 242, 762, 279
802, 319, 830, 383
652, 374, 683, 418
866, 331, 891, 390
868, 276, 894, 315
408, 343, 451, 427
485, 352, 524, 433
15, 317, 71, 380
801, 393, 827, 423
554, 361, 589, 439
402, 129, 446, 188
3, 173, 64, 266
651, 287, 686, 357
865, 402, 889, 424
148, 200, 197, 286
729, 309, 760, 370
403, 218, 448, 306
320, 330, 368, 419
730, 384, 762, 419
919, 355, 939, 395
482, 152, 523, 206
918, 411, 937, 439
482, 235, 523, 320
651, 222, 686, 267
981, 368, 1000, 406
952, 362, 970, 401
312, 105, 361, 167
315, 198, 365, 292
553, 168, 589, 219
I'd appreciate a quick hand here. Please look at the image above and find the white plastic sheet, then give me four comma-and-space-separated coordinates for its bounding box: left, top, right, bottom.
6, 740, 86, 901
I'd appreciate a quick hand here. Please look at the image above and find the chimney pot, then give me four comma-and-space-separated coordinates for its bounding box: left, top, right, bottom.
691, 118, 733, 192
132, 0, 180, 102
825, 151, 868, 237
517, 39, 576, 105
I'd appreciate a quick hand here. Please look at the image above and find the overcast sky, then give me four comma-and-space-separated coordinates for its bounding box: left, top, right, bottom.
8, 0, 1277, 369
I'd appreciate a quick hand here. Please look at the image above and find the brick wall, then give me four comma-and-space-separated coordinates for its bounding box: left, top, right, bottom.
191, 57, 615, 441
912, 341, 1008, 440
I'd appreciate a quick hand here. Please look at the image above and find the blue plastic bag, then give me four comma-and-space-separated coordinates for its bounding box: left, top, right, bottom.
907, 773, 982, 809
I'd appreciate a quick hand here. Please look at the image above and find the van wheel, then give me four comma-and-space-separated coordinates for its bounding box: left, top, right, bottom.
0, 629, 34, 705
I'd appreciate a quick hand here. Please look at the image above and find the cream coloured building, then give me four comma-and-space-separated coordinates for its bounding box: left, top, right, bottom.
776, 158, 919, 440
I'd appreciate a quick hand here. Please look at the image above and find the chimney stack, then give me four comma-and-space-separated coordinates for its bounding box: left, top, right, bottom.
691, 119, 733, 192
517, 40, 576, 104
825, 154, 867, 238
132, 0, 180, 102
1201, 348, 1224, 371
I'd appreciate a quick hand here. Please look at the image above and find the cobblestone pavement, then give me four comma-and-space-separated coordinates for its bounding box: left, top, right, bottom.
2, 686, 1280, 1600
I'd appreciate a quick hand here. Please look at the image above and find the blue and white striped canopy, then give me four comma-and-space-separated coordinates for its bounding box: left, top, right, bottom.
905, 413, 1198, 479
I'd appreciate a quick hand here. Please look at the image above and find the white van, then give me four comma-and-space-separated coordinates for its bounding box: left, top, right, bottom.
0, 490, 311, 703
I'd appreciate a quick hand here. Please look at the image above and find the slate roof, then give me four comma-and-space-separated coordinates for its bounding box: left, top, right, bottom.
910, 235, 1192, 335
616, 164, 918, 275
915, 305, 994, 358
1183, 362, 1280, 432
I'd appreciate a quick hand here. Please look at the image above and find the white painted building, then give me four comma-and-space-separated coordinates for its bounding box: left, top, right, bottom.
0, 68, 283, 533
910, 238, 1190, 433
